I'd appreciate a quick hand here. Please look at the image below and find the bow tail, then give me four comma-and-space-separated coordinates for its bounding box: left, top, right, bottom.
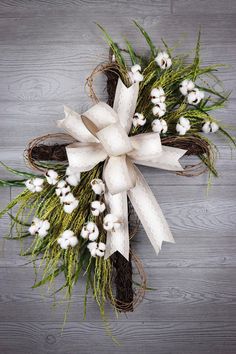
104, 191, 130, 261
128, 166, 175, 255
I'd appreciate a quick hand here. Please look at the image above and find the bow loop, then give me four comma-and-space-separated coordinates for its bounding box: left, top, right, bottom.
128, 133, 162, 161
113, 79, 139, 132
103, 156, 136, 195
66, 142, 107, 172
57, 106, 98, 143
83, 102, 118, 130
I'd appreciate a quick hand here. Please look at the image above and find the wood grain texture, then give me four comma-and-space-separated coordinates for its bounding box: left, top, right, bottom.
0, 0, 235, 353
0, 267, 236, 322
0, 321, 236, 354
172, 0, 236, 14
0, 0, 171, 18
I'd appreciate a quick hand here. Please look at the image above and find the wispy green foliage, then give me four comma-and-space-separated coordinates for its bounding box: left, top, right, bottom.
133, 20, 157, 58
0, 163, 114, 318
32, 265, 65, 288
124, 37, 138, 65
0, 179, 27, 187
0, 161, 37, 178
192, 29, 201, 80
97, 23, 126, 69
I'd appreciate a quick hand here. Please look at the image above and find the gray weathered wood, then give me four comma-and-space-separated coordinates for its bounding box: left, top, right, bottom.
0, 267, 236, 322
0, 321, 236, 354
172, 0, 236, 14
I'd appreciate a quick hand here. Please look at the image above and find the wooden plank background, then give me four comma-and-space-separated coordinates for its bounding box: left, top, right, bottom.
0, 0, 235, 353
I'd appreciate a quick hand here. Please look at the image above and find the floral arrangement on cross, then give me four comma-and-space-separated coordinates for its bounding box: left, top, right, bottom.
0, 22, 234, 319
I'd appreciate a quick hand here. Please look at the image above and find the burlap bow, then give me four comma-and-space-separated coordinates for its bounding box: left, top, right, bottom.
57, 78, 186, 260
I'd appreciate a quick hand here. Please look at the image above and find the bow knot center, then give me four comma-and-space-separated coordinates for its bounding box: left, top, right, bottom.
96, 122, 133, 157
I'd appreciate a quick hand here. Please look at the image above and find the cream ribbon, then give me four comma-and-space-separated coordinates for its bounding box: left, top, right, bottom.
57, 78, 186, 260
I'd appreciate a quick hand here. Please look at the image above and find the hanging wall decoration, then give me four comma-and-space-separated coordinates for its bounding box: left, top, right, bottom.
0, 22, 234, 317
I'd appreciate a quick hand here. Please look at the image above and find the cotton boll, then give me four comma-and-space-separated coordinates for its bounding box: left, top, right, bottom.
150, 87, 165, 104
33, 178, 44, 192
58, 238, 68, 249
58, 186, 71, 201
60, 191, 79, 211
37, 220, 50, 238
88, 231, 99, 241
55, 180, 71, 198
81, 222, 99, 241
202, 121, 211, 134
132, 71, 144, 82
179, 79, 195, 96
35, 186, 43, 192
65, 175, 78, 187
176, 124, 187, 136
129, 71, 143, 83
176, 117, 191, 135
87, 241, 97, 252
96, 249, 105, 257
132, 113, 146, 128
38, 228, 48, 238
90, 179, 105, 195
57, 229, 78, 249
152, 102, 166, 117
187, 88, 204, 105
151, 87, 165, 97
87, 242, 98, 257
65, 167, 81, 187
152, 119, 168, 134
151, 119, 162, 133
25, 180, 34, 192
128, 64, 143, 83
95, 242, 106, 257
62, 230, 75, 239
91, 201, 106, 216
131, 64, 142, 73
34, 178, 44, 186
29, 217, 50, 238
87, 241, 106, 257
210, 122, 219, 133
202, 121, 219, 134
161, 119, 168, 133
98, 242, 106, 252
45, 170, 58, 185
179, 117, 190, 130
57, 180, 67, 189
29, 224, 38, 235
63, 199, 79, 214
29, 217, 41, 233
151, 97, 165, 105
42, 220, 50, 230
155, 52, 172, 69
69, 236, 78, 247
25, 178, 44, 193
59, 238, 71, 249
103, 214, 120, 231
81, 226, 89, 239
63, 193, 76, 204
